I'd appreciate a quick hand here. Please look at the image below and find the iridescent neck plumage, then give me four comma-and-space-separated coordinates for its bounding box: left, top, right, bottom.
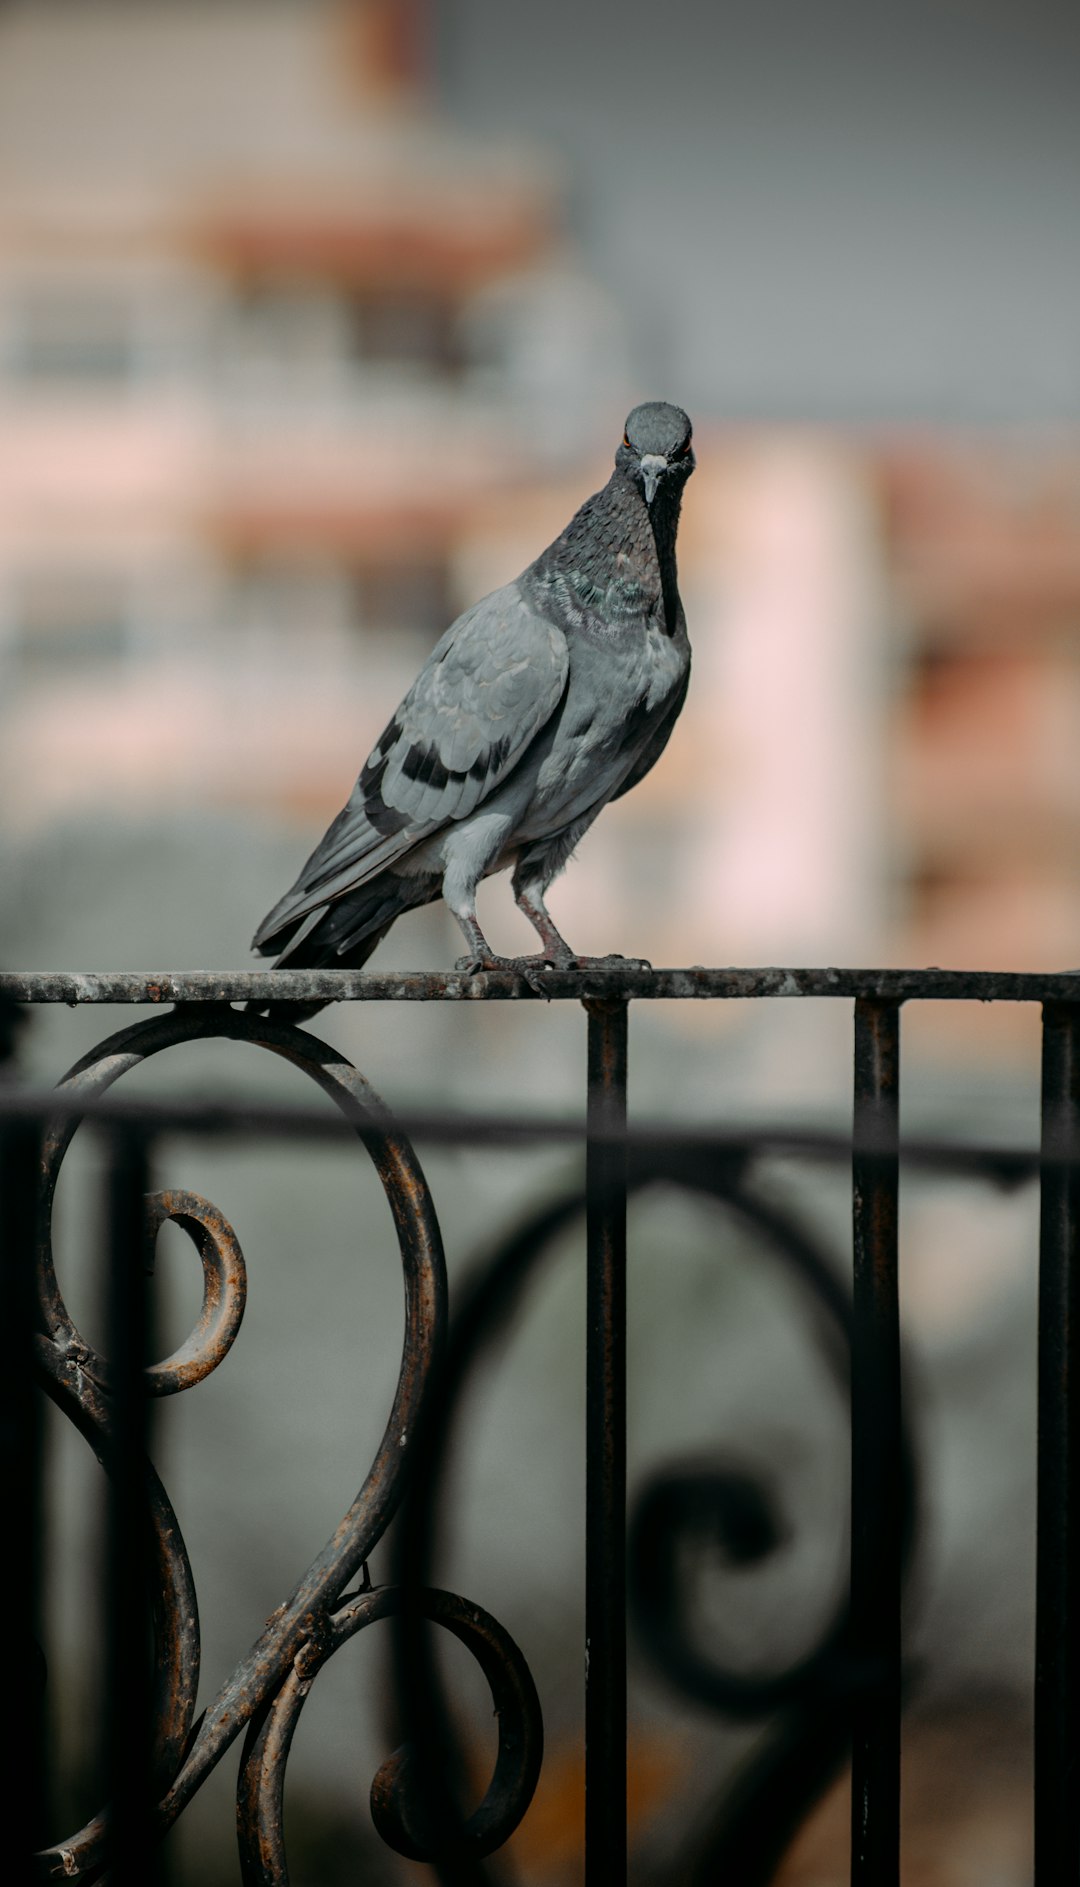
531, 469, 683, 635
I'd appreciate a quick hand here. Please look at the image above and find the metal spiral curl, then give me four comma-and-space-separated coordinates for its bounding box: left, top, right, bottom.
143, 1189, 249, 1396
625, 1162, 918, 1886
27, 1004, 921, 1882
388, 1145, 917, 1885
237, 1583, 542, 1885
30, 1006, 542, 1883
627, 1171, 859, 1710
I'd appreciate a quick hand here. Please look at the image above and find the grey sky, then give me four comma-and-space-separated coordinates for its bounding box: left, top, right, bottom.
437, 0, 1080, 422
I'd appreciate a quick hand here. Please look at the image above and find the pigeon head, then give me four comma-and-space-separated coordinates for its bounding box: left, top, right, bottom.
616, 401, 695, 507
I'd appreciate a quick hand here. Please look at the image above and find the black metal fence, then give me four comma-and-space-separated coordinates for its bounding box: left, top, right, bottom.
2, 965, 1077, 1885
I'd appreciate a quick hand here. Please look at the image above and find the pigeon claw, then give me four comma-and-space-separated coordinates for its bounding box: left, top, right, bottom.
454, 951, 561, 996
454, 952, 496, 976
519, 958, 559, 997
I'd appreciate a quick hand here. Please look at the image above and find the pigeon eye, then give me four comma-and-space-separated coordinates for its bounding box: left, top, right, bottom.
675, 438, 692, 458
622, 431, 631, 448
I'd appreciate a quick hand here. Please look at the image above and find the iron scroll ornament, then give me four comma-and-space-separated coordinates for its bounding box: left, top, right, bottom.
27, 1006, 921, 1882
30, 1006, 542, 1882
387, 1145, 918, 1885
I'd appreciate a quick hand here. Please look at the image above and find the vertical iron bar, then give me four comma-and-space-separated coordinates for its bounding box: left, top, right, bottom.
0, 1117, 47, 1877
851, 998, 902, 1886
1035, 1002, 1080, 1883
102, 1126, 160, 1887
584, 999, 629, 1880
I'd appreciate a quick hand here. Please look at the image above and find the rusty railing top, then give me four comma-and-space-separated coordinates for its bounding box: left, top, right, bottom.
3, 964, 1080, 1004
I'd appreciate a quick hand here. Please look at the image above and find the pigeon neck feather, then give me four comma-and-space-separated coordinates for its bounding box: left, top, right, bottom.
538, 469, 683, 636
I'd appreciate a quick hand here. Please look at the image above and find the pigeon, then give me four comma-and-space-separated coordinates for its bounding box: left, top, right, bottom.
250, 401, 695, 1011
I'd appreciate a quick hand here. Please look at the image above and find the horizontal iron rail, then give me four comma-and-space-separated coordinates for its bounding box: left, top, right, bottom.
4, 966, 1080, 1004
0, 1083, 1052, 1181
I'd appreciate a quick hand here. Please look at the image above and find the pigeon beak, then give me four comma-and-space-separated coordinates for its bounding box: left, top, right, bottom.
640, 455, 666, 506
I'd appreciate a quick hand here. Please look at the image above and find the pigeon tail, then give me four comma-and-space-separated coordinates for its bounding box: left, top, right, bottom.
247, 872, 429, 1020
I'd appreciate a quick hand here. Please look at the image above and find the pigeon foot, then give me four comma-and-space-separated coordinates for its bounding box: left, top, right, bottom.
454, 951, 567, 994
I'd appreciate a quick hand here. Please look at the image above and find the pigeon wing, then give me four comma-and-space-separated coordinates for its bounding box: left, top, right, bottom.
252, 584, 569, 950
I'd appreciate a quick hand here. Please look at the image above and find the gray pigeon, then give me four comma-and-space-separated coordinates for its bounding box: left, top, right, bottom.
251, 402, 695, 1005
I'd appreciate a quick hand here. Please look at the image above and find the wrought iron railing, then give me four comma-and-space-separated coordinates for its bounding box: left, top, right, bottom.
2, 965, 1077, 1885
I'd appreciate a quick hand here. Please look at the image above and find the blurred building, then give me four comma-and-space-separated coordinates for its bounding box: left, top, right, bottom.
0, 0, 626, 826
1, 0, 1077, 993
882, 441, 1080, 972
0, 1, 886, 986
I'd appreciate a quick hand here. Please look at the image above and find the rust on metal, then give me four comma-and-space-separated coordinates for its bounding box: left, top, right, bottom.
28, 1003, 449, 1880
232, 1577, 542, 1882
8, 965, 1057, 1880
5, 964, 1080, 1006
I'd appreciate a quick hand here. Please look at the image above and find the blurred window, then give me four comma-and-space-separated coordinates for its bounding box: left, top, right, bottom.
354, 559, 450, 640
215, 283, 459, 394
221, 554, 450, 667
222, 284, 340, 367
7, 290, 134, 385
225, 558, 352, 645
346, 293, 457, 372
6, 572, 131, 678
212, 285, 352, 409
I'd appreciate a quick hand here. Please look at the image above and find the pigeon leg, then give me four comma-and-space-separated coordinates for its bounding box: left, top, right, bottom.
449, 905, 497, 971
444, 892, 563, 993
514, 880, 651, 974
446, 903, 546, 985
513, 882, 577, 967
